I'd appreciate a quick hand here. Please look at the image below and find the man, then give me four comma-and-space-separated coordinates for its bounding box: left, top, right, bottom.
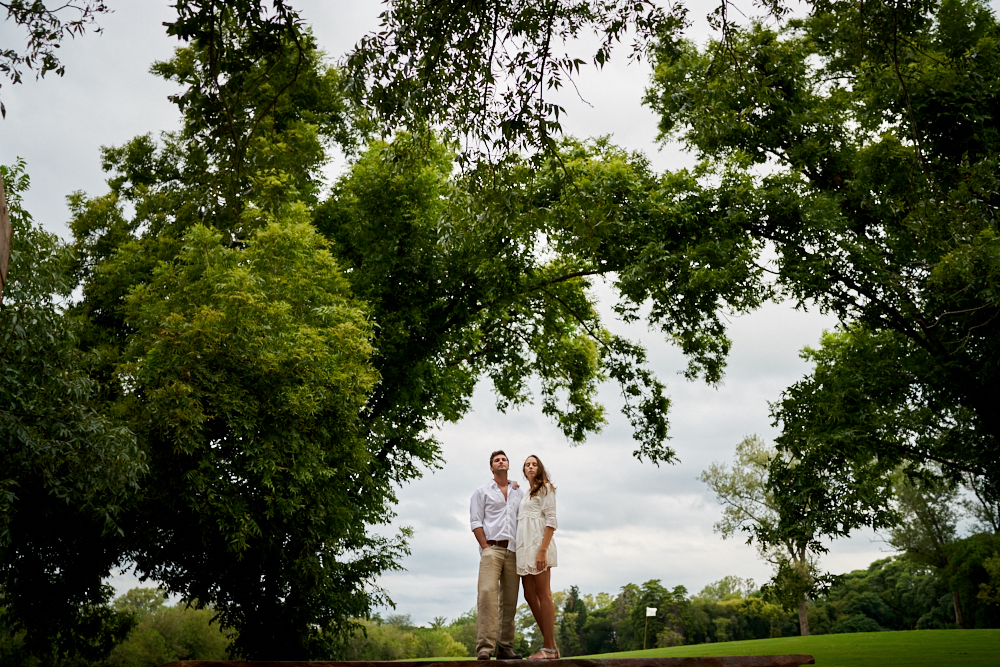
470, 450, 525, 660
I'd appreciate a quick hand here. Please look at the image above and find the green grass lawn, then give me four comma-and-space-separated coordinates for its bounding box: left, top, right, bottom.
580, 629, 1000, 666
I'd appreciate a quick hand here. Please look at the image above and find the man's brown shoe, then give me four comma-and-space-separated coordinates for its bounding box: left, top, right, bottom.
497, 647, 523, 660
478, 651, 492, 660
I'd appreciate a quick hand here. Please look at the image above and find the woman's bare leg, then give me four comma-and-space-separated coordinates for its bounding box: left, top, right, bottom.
522, 575, 541, 622
524, 569, 556, 653
535, 569, 556, 650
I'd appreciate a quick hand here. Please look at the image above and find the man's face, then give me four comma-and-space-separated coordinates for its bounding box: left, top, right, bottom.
491, 454, 509, 474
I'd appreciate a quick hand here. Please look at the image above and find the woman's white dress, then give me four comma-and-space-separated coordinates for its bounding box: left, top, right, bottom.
516, 486, 558, 575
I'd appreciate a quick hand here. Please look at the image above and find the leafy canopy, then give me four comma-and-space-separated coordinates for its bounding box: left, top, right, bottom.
0, 160, 142, 664
645, 0, 1000, 521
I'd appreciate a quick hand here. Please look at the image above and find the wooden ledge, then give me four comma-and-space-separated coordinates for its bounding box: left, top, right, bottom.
159, 656, 815, 667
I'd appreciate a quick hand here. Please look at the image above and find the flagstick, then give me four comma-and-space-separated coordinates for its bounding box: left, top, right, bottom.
643, 606, 656, 651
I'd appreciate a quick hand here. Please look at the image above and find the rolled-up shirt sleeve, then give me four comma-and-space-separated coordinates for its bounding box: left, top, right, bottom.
470, 487, 485, 531
541, 489, 558, 530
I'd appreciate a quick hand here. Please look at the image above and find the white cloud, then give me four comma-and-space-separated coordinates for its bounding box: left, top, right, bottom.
377, 296, 895, 624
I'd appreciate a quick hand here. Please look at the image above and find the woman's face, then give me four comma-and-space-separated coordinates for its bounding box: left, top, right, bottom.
523, 457, 539, 481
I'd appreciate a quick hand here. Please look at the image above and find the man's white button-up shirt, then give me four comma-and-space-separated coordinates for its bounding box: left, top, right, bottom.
470, 480, 524, 553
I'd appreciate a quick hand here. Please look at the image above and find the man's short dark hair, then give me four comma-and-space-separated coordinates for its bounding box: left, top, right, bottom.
489, 450, 508, 468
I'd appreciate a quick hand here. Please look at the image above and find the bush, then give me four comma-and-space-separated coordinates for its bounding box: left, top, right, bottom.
338, 617, 467, 659
446, 609, 477, 656
105, 588, 231, 667
830, 615, 883, 634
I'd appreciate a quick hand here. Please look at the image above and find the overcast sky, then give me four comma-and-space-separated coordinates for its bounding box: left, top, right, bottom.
1, 1, 902, 625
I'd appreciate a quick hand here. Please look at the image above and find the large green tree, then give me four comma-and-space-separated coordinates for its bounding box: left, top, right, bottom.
118, 219, 392, 660
313, 132, 756, 480
61, 17, 701, 661
0, 161, 142, 665
63, 14, 774, 657
32, 0, 996, 659
64, 22, 400, 659
646, 0, 1000, 522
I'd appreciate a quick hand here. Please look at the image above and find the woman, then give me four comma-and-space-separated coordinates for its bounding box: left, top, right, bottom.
516, 455, 558, 660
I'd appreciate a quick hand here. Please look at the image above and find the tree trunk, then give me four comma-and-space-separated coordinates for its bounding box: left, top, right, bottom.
798, 597, 810, 636
952, 590, 965, 629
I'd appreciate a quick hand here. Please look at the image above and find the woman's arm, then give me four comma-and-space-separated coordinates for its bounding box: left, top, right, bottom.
535, 525, 555, 571
535, 488, 557, 570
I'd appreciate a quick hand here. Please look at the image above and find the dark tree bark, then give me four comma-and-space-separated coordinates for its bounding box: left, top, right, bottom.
0, 172, 11, 303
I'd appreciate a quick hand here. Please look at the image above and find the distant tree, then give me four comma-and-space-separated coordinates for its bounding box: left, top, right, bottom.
337, 616, 467, 660
112, 588, 168, 619
558, 585, 587, 656
622, 580, 688, 649
445, 609, 477, 657
888, 470, 965, 626
938, 533, 1000, 628
712, 597, 786, 642
105, 587, 231, 667
696, 576, 757, 602
962, 473, 1000, 535
812, 557, 952, 633
980, 553, 1000, 607
700, 435, 821, 635
580, 608, 617, 655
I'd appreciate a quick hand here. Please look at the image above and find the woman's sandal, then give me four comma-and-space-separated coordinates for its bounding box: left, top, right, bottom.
528, 648, 560, 660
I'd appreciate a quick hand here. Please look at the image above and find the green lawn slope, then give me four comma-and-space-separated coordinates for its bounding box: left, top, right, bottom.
583, 629, 1000, 666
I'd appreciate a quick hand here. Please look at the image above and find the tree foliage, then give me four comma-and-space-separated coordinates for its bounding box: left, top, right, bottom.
19, 0, 1000, 660
53, 28, 406, 658
106, 588, 231, 667
0, 0, 110, 117
645, 0, 1000, 542
348, 0, 686, 159
116, 219, 397, 660
337, 615, 468, 660
315, 132, 754, 474
0, 161, 143, 666
700, 435, 824, 635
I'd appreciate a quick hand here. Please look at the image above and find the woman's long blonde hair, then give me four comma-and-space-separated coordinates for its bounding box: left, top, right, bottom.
523, 455, 553, 497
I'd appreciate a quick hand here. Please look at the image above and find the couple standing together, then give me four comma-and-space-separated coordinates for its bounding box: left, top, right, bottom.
470, 450, 559, 661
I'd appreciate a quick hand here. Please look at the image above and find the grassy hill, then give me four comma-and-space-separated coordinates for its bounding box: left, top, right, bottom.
585, 629, 1000, 666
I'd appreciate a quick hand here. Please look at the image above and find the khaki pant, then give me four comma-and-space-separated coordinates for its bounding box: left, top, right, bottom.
476, 545, 519, 656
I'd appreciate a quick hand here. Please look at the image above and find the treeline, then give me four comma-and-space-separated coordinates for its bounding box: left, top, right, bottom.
328, 535, 1000, 659
0, 588, 230, 667
545, 541, 1000, 656
3, 534, 997, 666
335, 615, 468, 660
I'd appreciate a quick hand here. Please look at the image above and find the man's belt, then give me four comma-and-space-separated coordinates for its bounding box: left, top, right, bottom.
486, 539, 509, 547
